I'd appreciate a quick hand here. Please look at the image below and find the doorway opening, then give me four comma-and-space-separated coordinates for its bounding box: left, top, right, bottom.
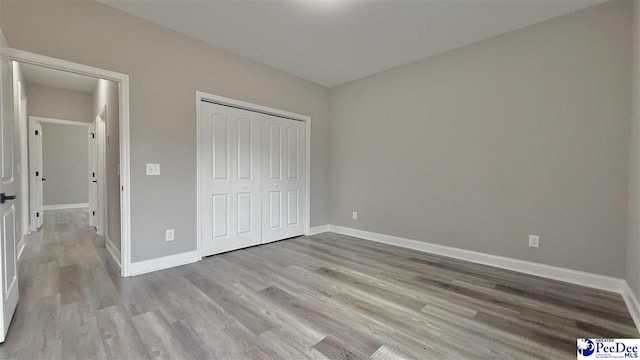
6, 49, 131, 276
20, 64, 120, 260
28, 116, 92, 231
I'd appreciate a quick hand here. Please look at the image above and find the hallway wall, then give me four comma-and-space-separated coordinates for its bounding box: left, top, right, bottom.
94, 79, 121, 251
25, 82, 94, 209
26, 83, 93, 123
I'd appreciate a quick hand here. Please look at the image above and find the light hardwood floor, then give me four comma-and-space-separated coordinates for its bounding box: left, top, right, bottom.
0, 209, 636, 359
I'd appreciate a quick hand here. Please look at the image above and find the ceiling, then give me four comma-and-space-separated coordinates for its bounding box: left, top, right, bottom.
20, 62, 98, 93
99, 0, 605, 87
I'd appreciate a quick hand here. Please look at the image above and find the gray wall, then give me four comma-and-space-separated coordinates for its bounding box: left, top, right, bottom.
94, 79, 121, 250
26, 83, 93, 123
41, 123, 89, 206
0, 0, 5, 47
628, 0, 640, 299
329, 0, 632, 278
25, 82, 94, 207
0, 0, 330, 262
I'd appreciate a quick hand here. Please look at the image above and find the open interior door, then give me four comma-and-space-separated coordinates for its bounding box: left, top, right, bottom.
95, 110, 106, 236
28, 120, 42, 231
89, 123, 97, 228
0, 52, 20, 342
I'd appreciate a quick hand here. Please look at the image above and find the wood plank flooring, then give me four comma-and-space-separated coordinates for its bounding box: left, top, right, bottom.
0, 209, 636, 359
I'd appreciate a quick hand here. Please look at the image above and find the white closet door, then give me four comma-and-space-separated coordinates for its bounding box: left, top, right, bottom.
200, 102, 261, 256
262, 115, 305, 243
261, 116, 285, 243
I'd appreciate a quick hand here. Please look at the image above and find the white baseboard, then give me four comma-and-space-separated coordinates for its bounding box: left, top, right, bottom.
307, 225, 330, 236
129, 250, 199, 277
17, 237, 25, 260
325, 224, 625, 293
43, 203, 89, 211
622, 283, 640, 331
105, 236, 121, 268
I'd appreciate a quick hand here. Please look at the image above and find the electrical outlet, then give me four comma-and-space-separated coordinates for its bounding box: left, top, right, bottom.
352, 211, 358, 220
529, 234, 539, 248
166, 229, 175, 242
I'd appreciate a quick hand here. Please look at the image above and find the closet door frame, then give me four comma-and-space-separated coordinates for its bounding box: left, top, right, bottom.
195, 91, 311, 260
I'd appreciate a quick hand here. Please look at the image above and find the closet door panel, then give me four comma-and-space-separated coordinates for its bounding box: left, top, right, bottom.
234, 114, 261, 247
269, 190, 282, 230
282, 119, 305, 238
201, 105, 235, 255
262, 115, 305, 243
200, 102, 260, 256
287, 190, 299, 226
262, 117, 285, 243
268, 124, 282, 180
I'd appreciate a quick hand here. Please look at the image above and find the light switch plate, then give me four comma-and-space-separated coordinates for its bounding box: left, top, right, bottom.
146, 163, 160, 176
529, 234, 540, 248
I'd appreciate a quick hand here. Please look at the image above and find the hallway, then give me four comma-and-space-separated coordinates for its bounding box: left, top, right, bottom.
0, 209, 121, 358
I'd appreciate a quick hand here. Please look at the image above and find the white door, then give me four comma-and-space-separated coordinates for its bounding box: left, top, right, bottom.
95, 111, 106, 236
88, 124, 97, 227
262, 115, 305, 243
28, 120, 43, 230
200, 102, 261, 256
0, 55, 19, 342
17, 82, 28, 237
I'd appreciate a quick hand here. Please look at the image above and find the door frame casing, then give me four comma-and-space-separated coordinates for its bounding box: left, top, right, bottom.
28, 116, 93, 232
95, 106, 107, 237
195, 91, 311, 260
8, 48, 132, 276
